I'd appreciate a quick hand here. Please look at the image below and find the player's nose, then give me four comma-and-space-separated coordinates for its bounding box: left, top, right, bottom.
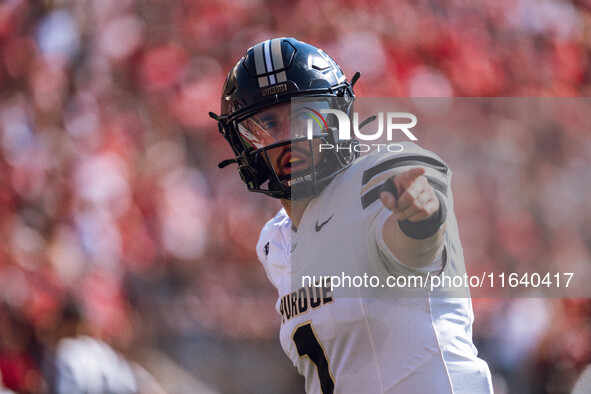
272, 117, 293, 141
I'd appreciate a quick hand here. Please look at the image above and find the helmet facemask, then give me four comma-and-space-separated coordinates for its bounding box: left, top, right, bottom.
229, 99, 357, 200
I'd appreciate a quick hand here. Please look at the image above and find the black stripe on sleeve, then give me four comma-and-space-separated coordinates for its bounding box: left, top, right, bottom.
361, 176, 447, 209
362, 155, 448, 185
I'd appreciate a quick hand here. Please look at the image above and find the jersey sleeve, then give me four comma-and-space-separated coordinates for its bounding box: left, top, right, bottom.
374, 207, 445, 275
361, 142, 451, 276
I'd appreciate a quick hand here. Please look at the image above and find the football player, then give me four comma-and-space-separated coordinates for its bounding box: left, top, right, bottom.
211, 37, 493, 393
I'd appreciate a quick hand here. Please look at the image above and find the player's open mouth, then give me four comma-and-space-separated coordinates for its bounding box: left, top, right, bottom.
278, 150, 310, 173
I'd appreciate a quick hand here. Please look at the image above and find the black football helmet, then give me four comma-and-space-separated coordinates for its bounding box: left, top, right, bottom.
211, 37, 360, 200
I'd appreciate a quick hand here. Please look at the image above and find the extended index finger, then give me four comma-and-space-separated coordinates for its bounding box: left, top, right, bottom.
394, 167, 426, 194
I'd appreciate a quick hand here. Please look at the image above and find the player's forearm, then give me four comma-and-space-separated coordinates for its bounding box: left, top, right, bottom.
383, 216, 446, 268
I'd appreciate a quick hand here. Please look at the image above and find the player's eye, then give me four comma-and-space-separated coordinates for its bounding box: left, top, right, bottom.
264, 120, 279, 130
257, 114, 280, 129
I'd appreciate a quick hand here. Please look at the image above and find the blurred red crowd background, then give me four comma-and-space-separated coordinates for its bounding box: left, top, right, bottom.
1, 0, 591, 392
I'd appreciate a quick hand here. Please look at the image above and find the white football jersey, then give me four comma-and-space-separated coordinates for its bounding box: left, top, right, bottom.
256, 143, 493, 393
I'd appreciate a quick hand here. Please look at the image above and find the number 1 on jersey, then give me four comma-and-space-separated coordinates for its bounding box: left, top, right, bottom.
292, 322, 335, 394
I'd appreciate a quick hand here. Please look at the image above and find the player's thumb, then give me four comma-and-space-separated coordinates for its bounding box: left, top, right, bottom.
379, 177, 398, 211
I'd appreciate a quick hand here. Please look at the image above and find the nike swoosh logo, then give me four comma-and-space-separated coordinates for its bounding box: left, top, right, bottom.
315, 213, 335, 232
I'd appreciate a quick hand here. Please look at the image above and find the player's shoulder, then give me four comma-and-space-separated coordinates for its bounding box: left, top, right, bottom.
260, 207, 290, 235
256, 208, 290, 258
256, 208, 291, 289
267, 207, 289, 224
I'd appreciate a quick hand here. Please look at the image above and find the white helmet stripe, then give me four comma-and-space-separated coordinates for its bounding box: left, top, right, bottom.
271, 38, 287, 83
253, 42, 268, 87
264, 40, 276, 85
254, 39, 287, 87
